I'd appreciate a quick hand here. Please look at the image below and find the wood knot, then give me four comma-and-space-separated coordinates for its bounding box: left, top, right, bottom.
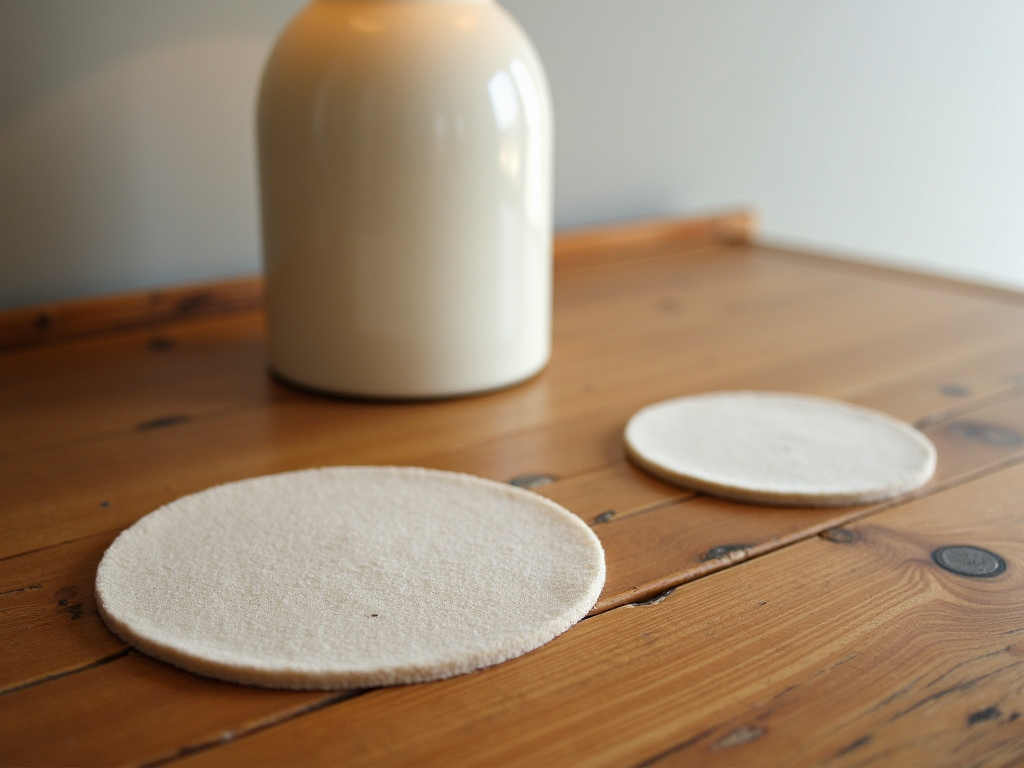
938, 383, 971, 398
630, 588, 676, 607
147, 336, 176, 352
714, 725, 764, 750
932, 545, 1006, 578
508, 474, 556, 490
175, 293, 213, 314
592, 510, 617, 525
700, 544, 752, 562
136, 414, 191, 431
819, 528, 858, 544
967, 707, 1002, 725
947, 421, 1023, 447
53, 586, 89, 620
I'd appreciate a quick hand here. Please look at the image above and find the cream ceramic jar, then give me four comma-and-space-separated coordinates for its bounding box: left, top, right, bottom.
258, 0, 553, 398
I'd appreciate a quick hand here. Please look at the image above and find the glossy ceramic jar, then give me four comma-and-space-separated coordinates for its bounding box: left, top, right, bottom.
257, 0, 553, 398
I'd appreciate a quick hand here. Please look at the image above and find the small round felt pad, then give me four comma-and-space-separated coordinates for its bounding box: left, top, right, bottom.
624, 391, 936, 507
96, 466, 605, 689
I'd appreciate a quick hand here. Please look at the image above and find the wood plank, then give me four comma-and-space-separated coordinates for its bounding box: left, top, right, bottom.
3, 230, 1023, 688
162, 462, 1022, 768
553, 210, 755, 272
1, 240, 804, 456
6, 456, 1015, 768
0, 313, 271, 457
2, 325, 1021, 565
0, 652, 337, 768
4, 240, 1022, 460
1, 341, 1020, 698
3, 388, 1020, 702
591, 392, 1024, 610
533, 337, 1024, 525
3, 217, 1023, 768
761, 241, 1024, 307
842, 340, 1024, 424
0, 276, 264, 351
0, 531, 123, 692
5, 247, 1024, 560
0, 211, 754, 352
0, 462, 683, 697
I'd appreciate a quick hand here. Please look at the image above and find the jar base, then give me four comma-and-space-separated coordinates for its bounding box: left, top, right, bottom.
268, 360, 549, 403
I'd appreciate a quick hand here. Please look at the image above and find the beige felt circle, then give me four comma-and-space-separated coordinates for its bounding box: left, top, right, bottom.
96, 466, 605, 690
625, 391, 936, 507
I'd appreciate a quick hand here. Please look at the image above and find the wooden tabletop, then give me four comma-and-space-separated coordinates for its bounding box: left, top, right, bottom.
2, 213, 1022, 767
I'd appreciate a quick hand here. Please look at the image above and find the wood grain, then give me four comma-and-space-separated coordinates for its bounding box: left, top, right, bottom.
0, 277, 264, 351
4, 240, 1022, 461
553, 209, 756, 271
2, 388, 1019, 700
0, 653, 338, 768
0, 313, 271, 457
0, 210, 754, 351
1, 214, 1022, 768
162, 462, 1024, 768
0, 532, 123, 692
10, 464, 1020, 767
4, 245, 1023, 559
1, 378, 1021, 684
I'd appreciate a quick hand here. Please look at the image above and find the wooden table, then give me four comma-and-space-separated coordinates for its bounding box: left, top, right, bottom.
2, 213, 1022, 767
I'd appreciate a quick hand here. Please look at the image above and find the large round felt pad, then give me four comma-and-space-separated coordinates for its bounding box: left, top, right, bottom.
96, 466, 605, 689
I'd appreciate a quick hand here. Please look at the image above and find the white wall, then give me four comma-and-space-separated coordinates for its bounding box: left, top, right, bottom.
2, 0, 1022, 309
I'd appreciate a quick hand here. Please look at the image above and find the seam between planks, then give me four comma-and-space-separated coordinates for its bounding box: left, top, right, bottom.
139, 691, 363, 768
0, 649, 131, 697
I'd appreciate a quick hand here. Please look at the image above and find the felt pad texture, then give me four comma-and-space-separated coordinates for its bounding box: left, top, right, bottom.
625, 391, 936, 507
96, 466, 605, 690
